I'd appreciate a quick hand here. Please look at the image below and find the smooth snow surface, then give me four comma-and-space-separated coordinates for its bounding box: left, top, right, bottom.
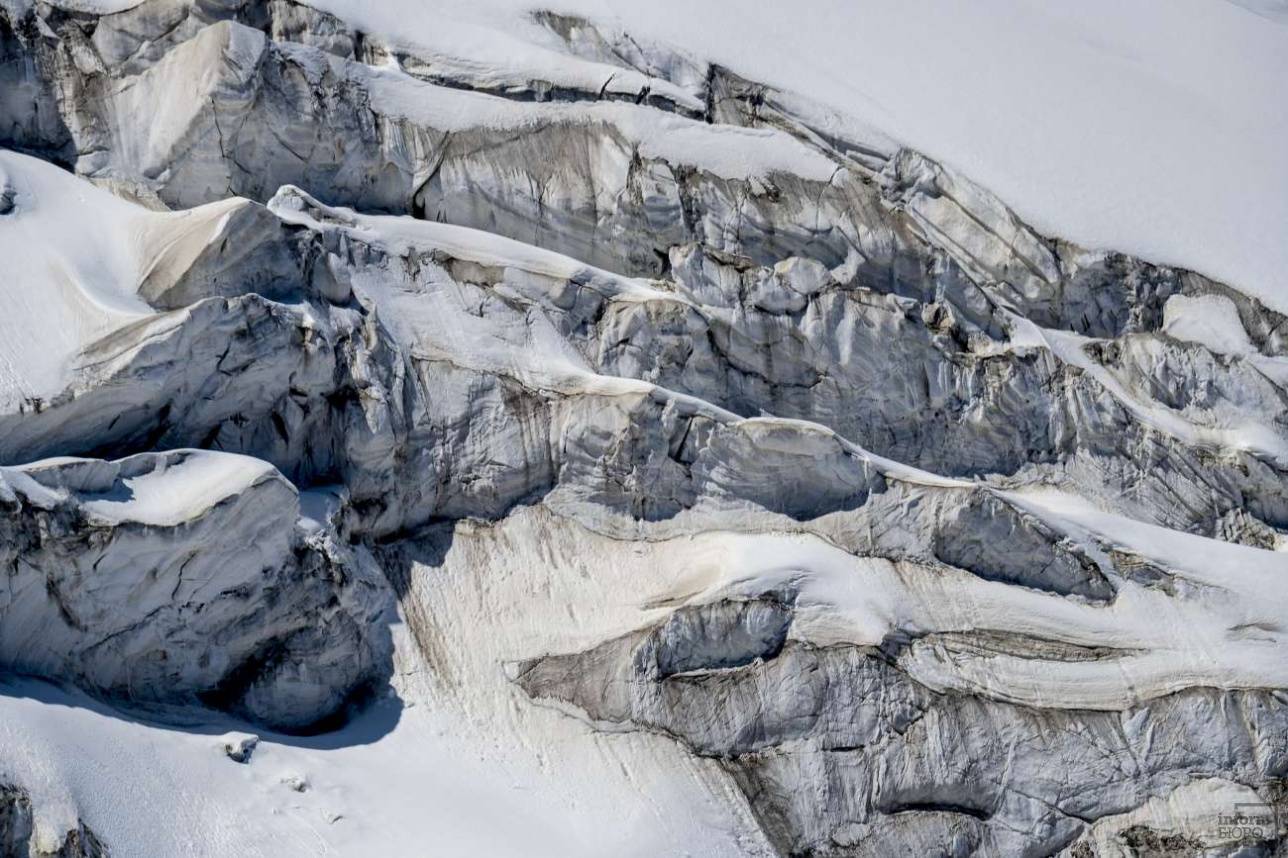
67, 451, 278, 527
1163, 293, 1256, 356
0, 590, 771, 857
305, 0, 1288, 307
1227, 0, 1288, 23
0, 151, 250, 408
0, 152, 151, 405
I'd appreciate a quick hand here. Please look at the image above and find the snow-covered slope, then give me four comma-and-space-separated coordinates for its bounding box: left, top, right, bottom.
0, 151, 291, 408
1, 1, 1286, 856
304, 0, 1288, 309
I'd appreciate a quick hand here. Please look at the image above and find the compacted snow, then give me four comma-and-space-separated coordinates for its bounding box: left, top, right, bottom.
0, 673, 766, 858
0, 151, 257, 407
309, 0, 1288, 310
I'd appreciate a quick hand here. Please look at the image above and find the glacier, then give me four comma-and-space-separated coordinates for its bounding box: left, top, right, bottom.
0, 1, 1286, 856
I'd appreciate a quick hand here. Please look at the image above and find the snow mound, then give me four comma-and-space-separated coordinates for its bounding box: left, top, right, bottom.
0, 152, 259, 408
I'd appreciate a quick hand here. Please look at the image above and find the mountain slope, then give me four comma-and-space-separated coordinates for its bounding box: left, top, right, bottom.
0, 1, 1286, 856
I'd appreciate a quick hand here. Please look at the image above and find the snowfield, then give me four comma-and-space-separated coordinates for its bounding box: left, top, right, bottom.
307, 0, 1288, 309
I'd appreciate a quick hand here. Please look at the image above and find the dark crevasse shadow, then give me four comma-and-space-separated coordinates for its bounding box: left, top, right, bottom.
0, 659, 406, 752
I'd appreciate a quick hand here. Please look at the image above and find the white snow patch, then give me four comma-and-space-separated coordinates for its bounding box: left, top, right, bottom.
73, 451, 280, 527
0, 614, 770, 857
0, 152, 252, 409
1225, 0, 1288, 24
1163, 293, 1255, 356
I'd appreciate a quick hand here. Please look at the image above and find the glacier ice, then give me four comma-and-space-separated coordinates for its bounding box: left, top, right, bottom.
0, 1, 1286, 856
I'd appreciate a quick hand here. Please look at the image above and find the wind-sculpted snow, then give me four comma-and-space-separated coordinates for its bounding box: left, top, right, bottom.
0, 1, 1286, 856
